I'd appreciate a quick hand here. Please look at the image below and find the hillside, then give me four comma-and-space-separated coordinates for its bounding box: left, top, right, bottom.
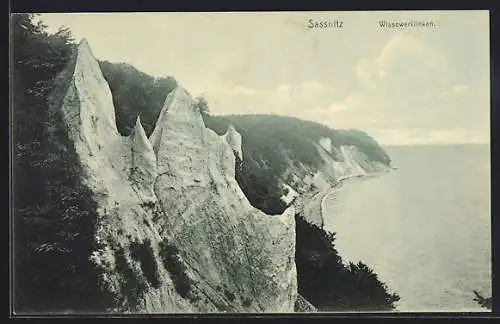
204, 114, 391, 214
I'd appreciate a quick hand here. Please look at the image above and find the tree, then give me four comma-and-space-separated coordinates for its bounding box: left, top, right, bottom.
194, 96, 210, 116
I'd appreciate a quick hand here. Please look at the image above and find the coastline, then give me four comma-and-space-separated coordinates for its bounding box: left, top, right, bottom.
320, 172, 390, 223
294, 167, 393, 228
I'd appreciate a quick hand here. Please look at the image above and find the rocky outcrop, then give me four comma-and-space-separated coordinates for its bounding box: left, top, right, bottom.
313, 142, 390, 188
223, 124, 243, 161
130, 116, 157, 200
57, 39, 297, 313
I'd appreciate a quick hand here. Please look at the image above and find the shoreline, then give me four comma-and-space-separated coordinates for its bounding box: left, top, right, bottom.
319, 171, 391, 227
295, 168, 392, 228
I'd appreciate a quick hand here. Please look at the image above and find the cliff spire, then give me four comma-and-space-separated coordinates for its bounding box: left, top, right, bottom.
223, 124, 243, 161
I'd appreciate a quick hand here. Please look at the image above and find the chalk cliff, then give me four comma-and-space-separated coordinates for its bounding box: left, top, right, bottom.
50, 38, 394, 313
56, 39, 297, 313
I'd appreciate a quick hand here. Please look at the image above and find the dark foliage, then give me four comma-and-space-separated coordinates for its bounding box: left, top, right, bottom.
194, 96, 210, 116
12, 14, 115, 312
473, 290, 492, 310
114, 247, 148, 310
242, 298, 252, 307
129, 240, 162, 289
158, 241, 192, 299
295, 214, 400, 311
223, 287, 236, 302
98, 60, 177, 136
205, 114, 390, 167
234, 151, 287, 215
139, 201, 156, 210
204, 115, 291, 215
205, 114, 332, 171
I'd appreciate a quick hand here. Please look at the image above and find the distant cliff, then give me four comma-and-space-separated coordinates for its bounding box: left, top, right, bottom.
13, 14, 398, 314
203, 114, 392, 216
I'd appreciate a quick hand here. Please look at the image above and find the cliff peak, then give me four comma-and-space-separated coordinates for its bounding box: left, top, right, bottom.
132, 115, 145, 135
149, 84, 201, 162
79, 37, 90, 47
223, 124, 243, 161
130, 116, 157, 199
61, 37, 120, 160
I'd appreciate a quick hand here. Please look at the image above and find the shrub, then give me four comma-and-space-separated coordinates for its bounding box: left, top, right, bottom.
114, 247, 148, 309
158, 241, 192, 299
223, 288, 236, 302
242, 298, 252, 307
129, 240, 162, 289
473, 290, 492, 310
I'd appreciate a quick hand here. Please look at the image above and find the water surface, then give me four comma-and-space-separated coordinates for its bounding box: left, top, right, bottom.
323, 144, 491, 312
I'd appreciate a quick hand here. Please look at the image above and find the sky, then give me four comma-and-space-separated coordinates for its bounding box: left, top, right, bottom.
37, 11, 490, 146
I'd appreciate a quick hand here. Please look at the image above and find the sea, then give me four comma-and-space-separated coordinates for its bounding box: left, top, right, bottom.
322, 144, 491, 312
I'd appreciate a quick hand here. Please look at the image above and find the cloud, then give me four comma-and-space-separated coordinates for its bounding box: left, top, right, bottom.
327, 102, 351, 113
205, 79, 338, 118
277, 84, 292, 92
299, 81, 327, 102
206, 32, 489, 147
301, 81, 325, 94
356, 57, 380, 89
440, 84, 470, 98
227, 85, 261, 96
317, 34, 489, 145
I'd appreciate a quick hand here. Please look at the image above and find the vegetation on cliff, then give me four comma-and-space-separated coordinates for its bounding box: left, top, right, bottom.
473, 290, 492, 310
12, 14, 115, 312
295, 214, 400, 311
98, 61, 177, 136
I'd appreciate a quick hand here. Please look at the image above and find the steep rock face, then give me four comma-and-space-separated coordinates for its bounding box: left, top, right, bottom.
57, 39, 297, 313
318, 137, 333, 154
279, 140, 391, 200
313, 143, 386, 186
149, 87, 297, 312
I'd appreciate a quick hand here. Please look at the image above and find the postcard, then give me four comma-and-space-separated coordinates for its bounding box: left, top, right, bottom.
10, 10, 491, 315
